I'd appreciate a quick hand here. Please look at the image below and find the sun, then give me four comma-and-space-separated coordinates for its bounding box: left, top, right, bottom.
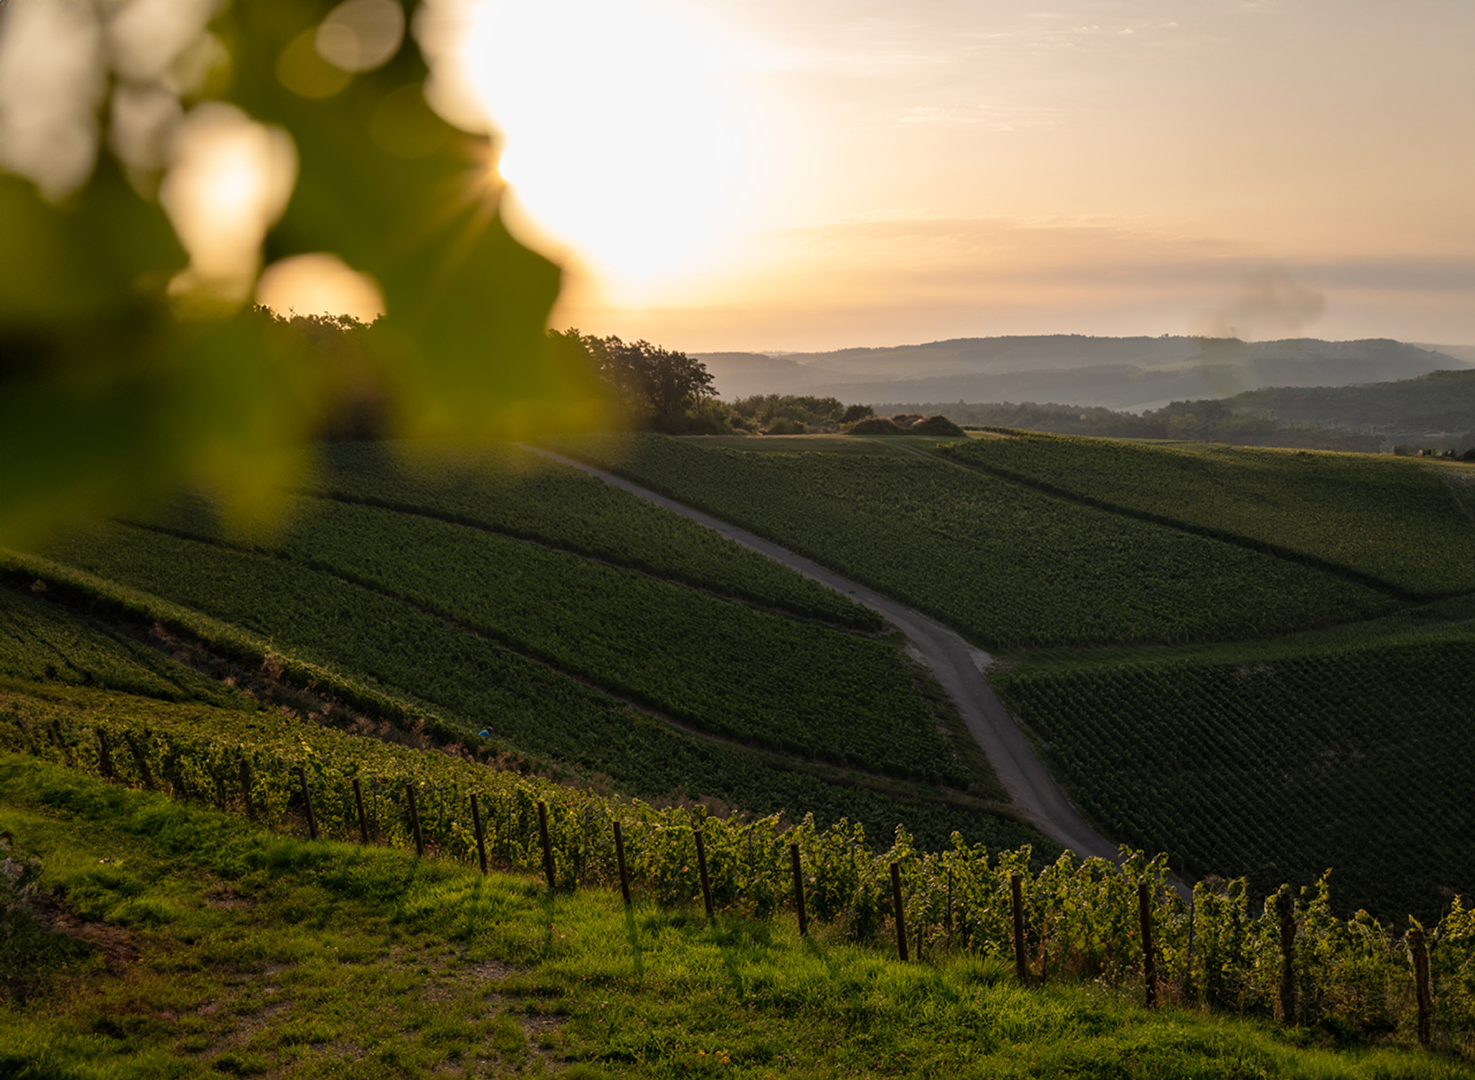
444, 0, 766, 303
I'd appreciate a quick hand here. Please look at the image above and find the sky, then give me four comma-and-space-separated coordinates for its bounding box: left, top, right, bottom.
443, 0, 1475, 353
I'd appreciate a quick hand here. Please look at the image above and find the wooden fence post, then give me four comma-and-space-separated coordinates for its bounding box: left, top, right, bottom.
471, 793, 488, 876
576, 809, 587, 885
1185, 893, 1197, 1001
537, 801, 555, 891
406, 783, 424, 857
746, 828, 754, 894
97, 729, 115, 778
1011, 873, 1028, 984
296, 766, 318, 840
947, 867, 954, 947
1408, 927, 1432, 1048
352, 778, 369, 844
128, 733, 152, 789
891, 862, 909, 962
239, 759, 253, 820
695, 830, 714, 919
1138, 881, 1157, 1007
1277, 886, 1296, 1025
790, 843, 807, 937
614, 821, 631, 905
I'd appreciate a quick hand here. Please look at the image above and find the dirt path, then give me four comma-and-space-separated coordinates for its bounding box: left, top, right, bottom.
529, 447, 1121, 862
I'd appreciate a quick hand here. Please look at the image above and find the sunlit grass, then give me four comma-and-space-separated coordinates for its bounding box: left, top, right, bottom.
3, 754, 1470, 1079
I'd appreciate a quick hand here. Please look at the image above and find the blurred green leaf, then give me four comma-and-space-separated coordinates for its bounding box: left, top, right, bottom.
1, 0, 608, 551
220, 0, 606, 442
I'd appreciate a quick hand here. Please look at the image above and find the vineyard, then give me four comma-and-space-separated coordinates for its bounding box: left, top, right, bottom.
992, 639, 1475, 921
10, 427, 1475, 976
92, 494, 950, 782
546, 433, 1398, 647
3, 682, 1473, 1058
942, 433, 1475, 597
1, 583, 238, 706
6, 509, 1034, 854
541, 432, 1475, 926
302, 442, 881, 630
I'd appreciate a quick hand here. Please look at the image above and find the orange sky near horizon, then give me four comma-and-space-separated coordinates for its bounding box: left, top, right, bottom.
442, 0, 1475, 353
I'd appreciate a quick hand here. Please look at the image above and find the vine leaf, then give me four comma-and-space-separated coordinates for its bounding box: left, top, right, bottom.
1, 0, 608, 550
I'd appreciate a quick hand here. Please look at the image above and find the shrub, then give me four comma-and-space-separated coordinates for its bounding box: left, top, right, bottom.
847, 417, 903, 435
907, 415, 967, 437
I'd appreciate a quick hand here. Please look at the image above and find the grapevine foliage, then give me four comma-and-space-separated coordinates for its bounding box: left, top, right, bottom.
4, 682, 1473, 1053
0, 0, 606, 550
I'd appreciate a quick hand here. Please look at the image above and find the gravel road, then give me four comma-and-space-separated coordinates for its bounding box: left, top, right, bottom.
530, 446, 1121, 861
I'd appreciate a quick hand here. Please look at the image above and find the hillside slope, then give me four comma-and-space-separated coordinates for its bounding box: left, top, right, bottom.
11, 442, 1041, 856
697, 336, 1466, 411
546, 432, 1475, 920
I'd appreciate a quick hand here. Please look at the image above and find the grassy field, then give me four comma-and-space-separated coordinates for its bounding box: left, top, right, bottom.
4, 755, 1472, 1079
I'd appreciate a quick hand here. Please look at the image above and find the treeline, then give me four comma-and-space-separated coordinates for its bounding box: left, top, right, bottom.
260, 316, 733, 438
273, 314, 943, 439
549, 334, 884, 435
881, 399, 1388, 451
728, 395, 873, 434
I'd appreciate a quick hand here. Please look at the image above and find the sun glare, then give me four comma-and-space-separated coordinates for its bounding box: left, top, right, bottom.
255, 253, 386, 323
159, 103, 297, 304
443, 0, 766, 302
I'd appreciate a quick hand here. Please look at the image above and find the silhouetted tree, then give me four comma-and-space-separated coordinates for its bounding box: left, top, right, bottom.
551, 329, 715, 429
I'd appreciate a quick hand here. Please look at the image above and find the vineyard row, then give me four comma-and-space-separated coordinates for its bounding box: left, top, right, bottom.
546, 433, 1397, 647
3, 688, 1471, 1056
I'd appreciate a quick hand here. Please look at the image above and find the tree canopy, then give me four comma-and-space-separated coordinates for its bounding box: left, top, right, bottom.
551, 330, 715, 431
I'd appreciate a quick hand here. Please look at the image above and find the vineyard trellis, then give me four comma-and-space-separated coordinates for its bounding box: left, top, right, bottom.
5, 697, 1472, 1057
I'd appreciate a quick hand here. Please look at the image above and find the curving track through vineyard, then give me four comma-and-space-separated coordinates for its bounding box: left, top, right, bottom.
530, 447, 1121, 862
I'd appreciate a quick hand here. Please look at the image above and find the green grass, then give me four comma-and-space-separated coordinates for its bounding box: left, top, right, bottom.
3, 755, 1472, 1079
546, 433, 1398, 647
941, 432, 1475, 597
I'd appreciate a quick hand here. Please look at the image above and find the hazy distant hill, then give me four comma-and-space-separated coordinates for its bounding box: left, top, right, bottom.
1413, 343, 1475, 366
691, 352, 832, 399
697, 336, 1470, 411
876, 368, 1475, 453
